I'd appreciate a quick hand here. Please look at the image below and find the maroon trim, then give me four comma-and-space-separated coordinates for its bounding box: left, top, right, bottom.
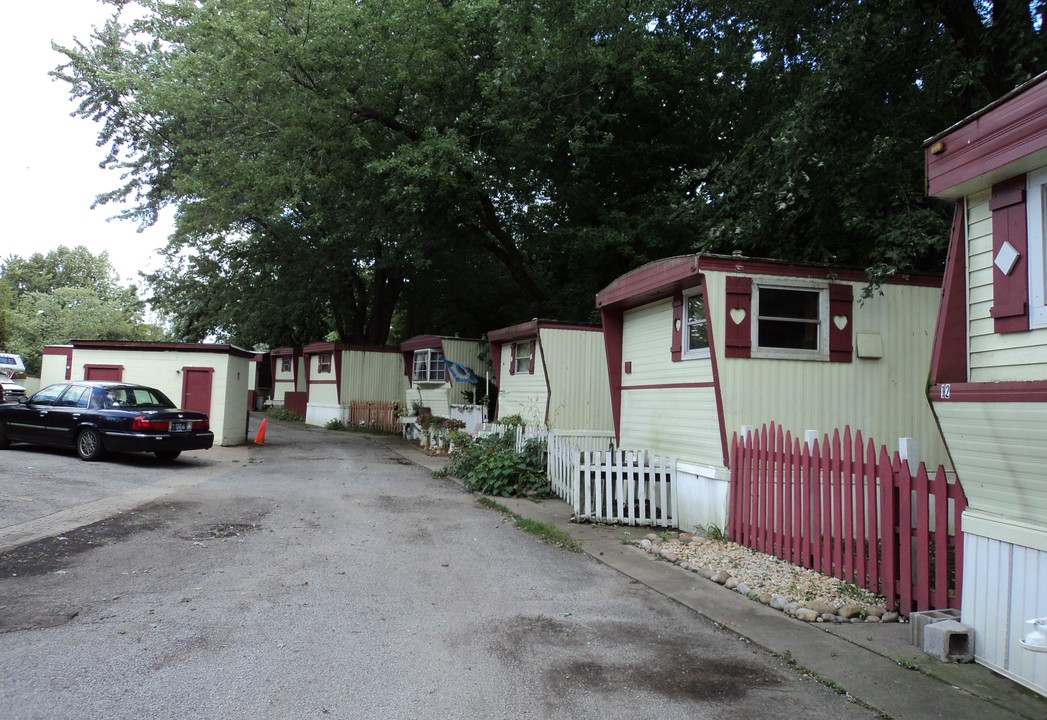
930, 202, 970, 384
926, 71, 1047, 198
623, 361, 632, 374
44, 346, 74, 380
724, 276, 752, 358
69, 339, 254, 359
489, 341, 503, 387
309, 380, 338, 385
601, 309, 624, 444
622, 382, 715, 391
703, 277, 731, 467
83, 364, 124, 381
670, 294, 684, 362
400, 335, 445, 352
989, 177, 1030, 333
509, 342, 517, 376
930, 380, 1047, 402
537, 337, 551, 423
828, 283, 853, 363
596, 254, 940, 313
528, 340, 536, 374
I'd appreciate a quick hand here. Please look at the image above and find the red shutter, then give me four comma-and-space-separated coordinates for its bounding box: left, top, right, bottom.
989, 177, 1029, 334
509, 343, 516, 375
528, 340, 536, 374
828, 283, 853, 363
724, 276, 752, 358
670, 295, 683, 362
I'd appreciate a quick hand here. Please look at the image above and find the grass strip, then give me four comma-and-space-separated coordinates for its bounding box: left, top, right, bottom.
477, 496, 581, 552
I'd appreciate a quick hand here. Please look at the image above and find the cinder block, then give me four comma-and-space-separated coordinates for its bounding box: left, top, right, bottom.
923, 619, 975, 663
909, 608, 961, 647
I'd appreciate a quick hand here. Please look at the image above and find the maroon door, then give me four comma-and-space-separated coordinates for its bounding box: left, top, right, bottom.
84, 365, 122, 381
181, 368, 213, 415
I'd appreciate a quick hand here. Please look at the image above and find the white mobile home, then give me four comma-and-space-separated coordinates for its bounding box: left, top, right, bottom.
924, 72, 1047, 696
596, 254, 948, 531
40, 340, 252, 446
487, 320, 612, 431
270, 346, 306, 410
400, 335, 487, 430
301, 342, 405, 427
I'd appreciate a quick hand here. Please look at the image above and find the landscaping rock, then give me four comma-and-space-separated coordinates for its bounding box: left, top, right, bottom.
838, 604, 865, 620
795, 608, 820, 622
805, 600, 836, 615
711, 570, 731, 585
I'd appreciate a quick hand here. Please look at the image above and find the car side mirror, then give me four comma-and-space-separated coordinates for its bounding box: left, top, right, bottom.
18, 395, 29, 405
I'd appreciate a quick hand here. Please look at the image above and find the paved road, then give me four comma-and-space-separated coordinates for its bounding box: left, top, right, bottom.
0, 421, 879, 719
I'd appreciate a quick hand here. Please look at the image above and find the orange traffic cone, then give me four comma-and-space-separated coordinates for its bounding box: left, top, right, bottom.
254, 418, 267, 445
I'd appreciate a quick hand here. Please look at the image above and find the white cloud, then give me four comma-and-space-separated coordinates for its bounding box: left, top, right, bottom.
0, 0, 174, 288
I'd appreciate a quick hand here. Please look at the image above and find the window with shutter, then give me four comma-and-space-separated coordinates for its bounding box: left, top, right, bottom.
990, 176, 1030, 333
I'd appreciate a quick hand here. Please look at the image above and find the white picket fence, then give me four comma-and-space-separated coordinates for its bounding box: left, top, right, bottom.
478, 424, 676, 527
572, 449, 678, 527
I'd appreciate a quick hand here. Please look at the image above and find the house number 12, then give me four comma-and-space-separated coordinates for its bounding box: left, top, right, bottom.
940, 384, 951, 400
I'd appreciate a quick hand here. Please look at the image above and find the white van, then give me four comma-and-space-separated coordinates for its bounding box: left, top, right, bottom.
0, 353, 27, 402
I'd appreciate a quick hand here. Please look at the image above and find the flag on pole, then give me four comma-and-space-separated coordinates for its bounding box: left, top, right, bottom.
444, 359, 478, 384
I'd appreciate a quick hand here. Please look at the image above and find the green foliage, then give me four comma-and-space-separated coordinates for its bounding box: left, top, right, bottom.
324, 419, 347, 431
694, 523, 728, 542
442, 431, 548, 498
476, 497, 581, 552
267, 407, 303, 423
0, 247, 160, 374
50, 0, 1047, 347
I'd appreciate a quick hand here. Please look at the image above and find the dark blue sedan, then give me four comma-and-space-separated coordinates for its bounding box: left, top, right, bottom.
0, 381, 214, 461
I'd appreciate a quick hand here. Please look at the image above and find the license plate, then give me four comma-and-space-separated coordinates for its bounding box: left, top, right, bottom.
170, 421, 189, 432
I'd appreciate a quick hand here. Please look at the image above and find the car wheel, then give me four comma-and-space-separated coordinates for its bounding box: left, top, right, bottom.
155, 450, 181, 461
76, 428, 105, 461
0, 421, 8, 449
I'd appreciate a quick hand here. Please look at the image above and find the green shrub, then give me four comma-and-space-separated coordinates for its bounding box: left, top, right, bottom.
267, 407, 303, 422
440, 430, 548, 497
324, 419, 347, 431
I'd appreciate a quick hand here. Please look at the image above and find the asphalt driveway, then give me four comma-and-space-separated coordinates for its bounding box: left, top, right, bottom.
0, 419, 879, 719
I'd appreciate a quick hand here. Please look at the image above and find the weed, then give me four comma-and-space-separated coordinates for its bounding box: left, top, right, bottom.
619, 532, 633, 545
797, 665, 845, 694
477, 497, 581, 552
895, 657, 919, 671
267, 407, 303, 423
694, 523, 728, 542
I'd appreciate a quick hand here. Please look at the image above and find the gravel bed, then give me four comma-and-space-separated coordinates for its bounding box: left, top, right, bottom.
631, 531, 898, 622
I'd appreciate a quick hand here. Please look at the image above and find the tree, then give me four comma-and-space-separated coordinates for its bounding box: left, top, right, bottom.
53, 1, 1047, 347
0, 246, 160, 374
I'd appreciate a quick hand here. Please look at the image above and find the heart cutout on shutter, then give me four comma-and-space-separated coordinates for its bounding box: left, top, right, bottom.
730, 307, 747, 325
833, 315, 848, 331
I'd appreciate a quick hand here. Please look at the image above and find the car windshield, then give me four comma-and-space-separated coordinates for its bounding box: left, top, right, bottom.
103, 387, 175, 409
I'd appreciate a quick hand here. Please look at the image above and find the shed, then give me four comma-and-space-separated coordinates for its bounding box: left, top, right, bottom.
924, 71, 1047, 697
270, 346, 306, 412
40, 340, 253, 446
487, 320, 612, 431
301, 342, 406, 427
400, 335, 487, 431
596, 253, 947, 531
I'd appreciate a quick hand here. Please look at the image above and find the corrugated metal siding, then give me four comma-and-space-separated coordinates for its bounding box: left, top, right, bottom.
496, 341, 548, 425
441, 339, 487, 405
963, 533, 1047, 695
708, 269, 950, 469
968, 190, 1047, 381
619, 387, 722, 467
933, 401, 1047, 523
622, 300, 714, 385
342, 350, 404, 405
540, 328, 613, 431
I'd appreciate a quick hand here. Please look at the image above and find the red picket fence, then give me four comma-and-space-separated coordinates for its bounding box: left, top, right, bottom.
728, 423, 967, 614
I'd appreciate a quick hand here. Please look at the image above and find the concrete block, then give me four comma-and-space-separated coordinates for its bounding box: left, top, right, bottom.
909, 608, 961, 647
923, 619, 975, 663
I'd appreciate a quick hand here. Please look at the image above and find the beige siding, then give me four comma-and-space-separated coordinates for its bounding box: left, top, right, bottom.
541, 328, 613, 431
63, 348, 248, 446
621, 300, 714, 385
272, 356, 305, 405
496, 341, 548, 426
619, 387, 723, 467
703, 272, 950, 469
405, 339, 486, 417
934, 400, 1047, 528
342, 350, 404, 405
967, 190, 1047, 381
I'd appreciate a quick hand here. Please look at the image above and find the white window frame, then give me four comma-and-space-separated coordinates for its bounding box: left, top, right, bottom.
280, 356, 292, 373
317, 353, 332, 374
1026, 166, 1047, 329
513, 341, 533, 374
682, 288, 710, 359
751, 278, 829, 361
412, 349, 446, 383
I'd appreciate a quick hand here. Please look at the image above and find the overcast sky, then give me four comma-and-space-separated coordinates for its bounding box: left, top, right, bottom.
1, 1, 174, 288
